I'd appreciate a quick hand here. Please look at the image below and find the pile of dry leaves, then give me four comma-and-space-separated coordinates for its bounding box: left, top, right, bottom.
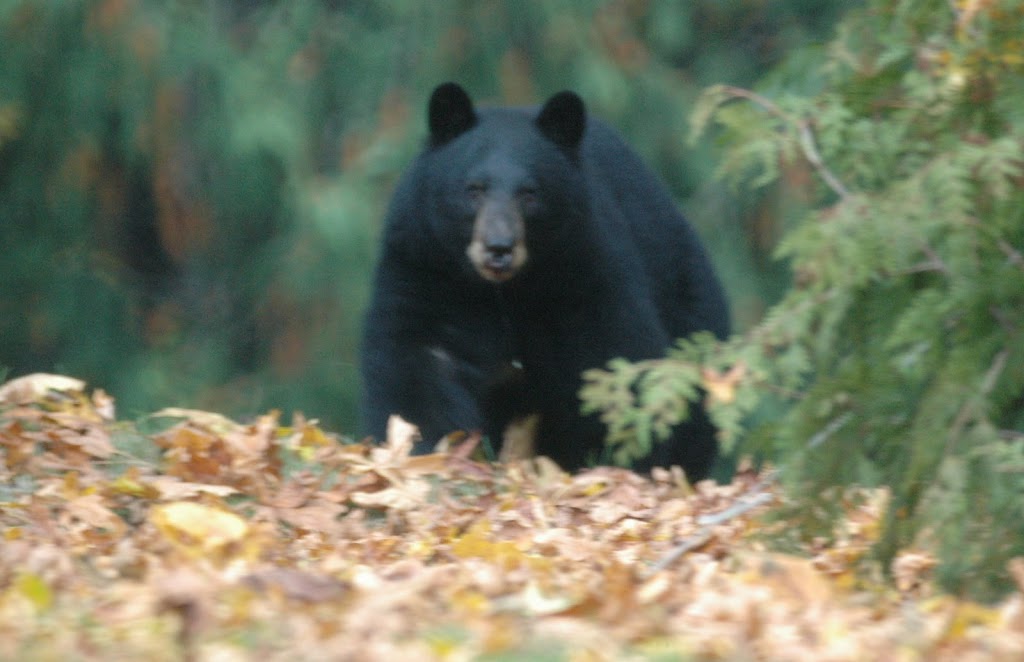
1, 373, 1022, 660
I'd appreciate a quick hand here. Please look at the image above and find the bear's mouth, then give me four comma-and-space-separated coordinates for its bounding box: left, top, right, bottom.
481, 254, 515, 281
480, 265, 515, 282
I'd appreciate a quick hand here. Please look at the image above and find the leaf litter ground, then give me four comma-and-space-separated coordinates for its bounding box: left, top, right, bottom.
1, 373, 1022, 661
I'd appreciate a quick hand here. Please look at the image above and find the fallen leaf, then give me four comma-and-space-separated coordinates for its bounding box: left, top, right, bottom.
148, 476, 239, 499
350, 479, 431, 510
893, 550, 938, 595
150, 502, 249, 558
0, 373, 86, 405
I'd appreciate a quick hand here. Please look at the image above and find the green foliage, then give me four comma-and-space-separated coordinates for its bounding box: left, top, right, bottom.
582, 0, 1024, 599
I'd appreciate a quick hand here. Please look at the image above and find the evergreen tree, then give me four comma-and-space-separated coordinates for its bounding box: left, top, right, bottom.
583, 0, 1024, 599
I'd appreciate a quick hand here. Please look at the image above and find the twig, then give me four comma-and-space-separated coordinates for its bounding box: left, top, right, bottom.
978, 349, 1008, 400
644, 474, 777, 577
644, 528, 714, 577
808, 412, 854, 449
998, 239, 1024, 272
646, 404, 872, 576
697, 490, 776, 527
719, 85, 852, 201
920, 244, 950, 274
900, 259, 949, 275
797, 122, 852, 201
946, 349, 1009, 453
718, 85, 792, 120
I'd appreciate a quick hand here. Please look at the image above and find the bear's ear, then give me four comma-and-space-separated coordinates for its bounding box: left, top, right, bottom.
428, 83, 477, 146
536, 91, 586, 151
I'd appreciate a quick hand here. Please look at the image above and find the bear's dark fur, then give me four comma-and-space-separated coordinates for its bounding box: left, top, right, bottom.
361, 83, 729, 480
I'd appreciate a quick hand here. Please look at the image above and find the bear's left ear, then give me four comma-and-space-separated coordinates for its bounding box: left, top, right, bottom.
536, 91, 586, 151
428, 83, 477, 146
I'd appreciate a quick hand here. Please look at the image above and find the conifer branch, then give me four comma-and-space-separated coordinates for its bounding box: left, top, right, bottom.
719, 86, 852, 201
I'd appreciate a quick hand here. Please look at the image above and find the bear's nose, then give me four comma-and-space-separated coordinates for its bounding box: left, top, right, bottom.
485, 245, 514, 271
485, 240, 514, 257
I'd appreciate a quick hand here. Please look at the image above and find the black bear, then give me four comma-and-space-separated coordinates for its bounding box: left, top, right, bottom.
361, 83, 729, 480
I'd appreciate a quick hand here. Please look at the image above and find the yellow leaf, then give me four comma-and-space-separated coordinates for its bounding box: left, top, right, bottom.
295, 419, 333, 448
15, 573, 53, 611
109, 470, 161, 498
945, 602, 1002, 640
450, 520, 528, 569
150, 502, 248, 557
425, 630, 464, 657
702, 362, 747, 406
450, 588, 489, 615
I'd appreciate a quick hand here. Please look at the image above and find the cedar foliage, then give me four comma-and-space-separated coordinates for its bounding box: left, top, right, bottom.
582, 0, 1024, 599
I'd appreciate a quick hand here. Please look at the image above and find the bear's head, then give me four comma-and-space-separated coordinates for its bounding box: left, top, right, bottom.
424, 83, 588, 284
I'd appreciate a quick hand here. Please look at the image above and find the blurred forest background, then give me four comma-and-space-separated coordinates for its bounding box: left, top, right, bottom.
0, 0, 845, 431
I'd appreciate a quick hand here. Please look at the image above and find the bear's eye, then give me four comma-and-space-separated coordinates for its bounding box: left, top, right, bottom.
465, 182, 487, 204
516, 186, 539, 209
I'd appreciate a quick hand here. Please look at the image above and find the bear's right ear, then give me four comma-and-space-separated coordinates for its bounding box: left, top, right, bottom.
536, 91, 586, 152
428, 83, 477, 146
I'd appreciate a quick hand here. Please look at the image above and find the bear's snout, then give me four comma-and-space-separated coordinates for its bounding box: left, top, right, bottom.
466, 200, 528, 283
484, 241, 514, 269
